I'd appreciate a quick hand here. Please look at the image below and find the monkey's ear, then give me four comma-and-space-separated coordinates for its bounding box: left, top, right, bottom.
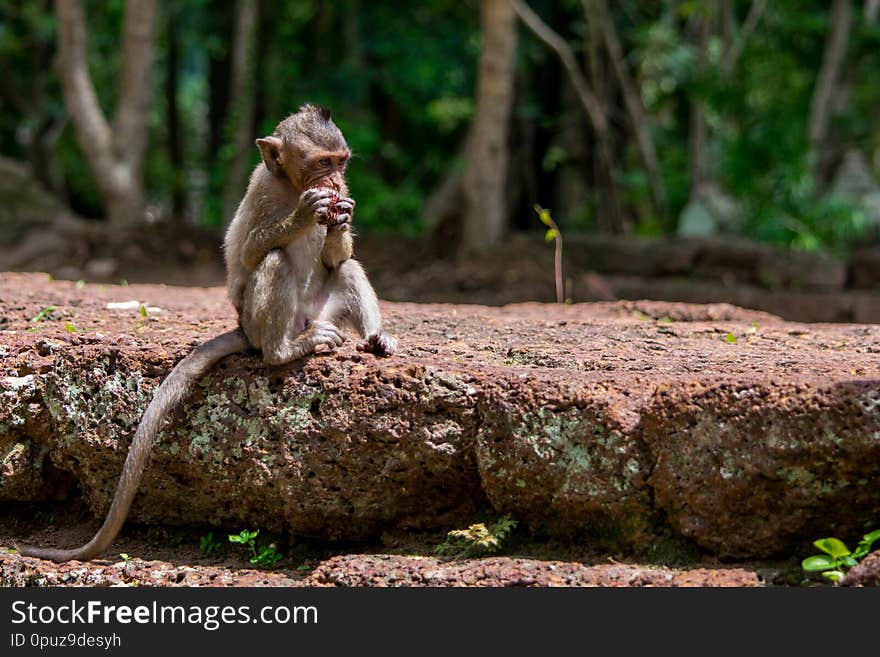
256, 136, 284, 175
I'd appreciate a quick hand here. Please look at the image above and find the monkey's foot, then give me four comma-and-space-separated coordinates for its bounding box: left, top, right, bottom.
357, 332, 398, 357
307, 320, 346, 353
262, 321, 344, 365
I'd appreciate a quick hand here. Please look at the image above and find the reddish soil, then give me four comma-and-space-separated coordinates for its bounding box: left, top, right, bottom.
2, 500, 787, 587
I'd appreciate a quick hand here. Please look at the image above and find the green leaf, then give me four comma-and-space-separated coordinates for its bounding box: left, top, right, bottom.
802, 555, 836, 572
813, 537, 851, 559
139, 304, 147, 317
29, 305, 56, 323
724, 333, 737, 343
545, 228, 557, 242
76, 280, 85, 290
64, 323, 77, 333
853, 529, 880, 559
659, 316, 673, 324
822, 570, 845, 582
533, 204, 552, 227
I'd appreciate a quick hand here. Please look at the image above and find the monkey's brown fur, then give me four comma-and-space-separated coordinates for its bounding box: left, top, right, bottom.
18, 105, 396, 562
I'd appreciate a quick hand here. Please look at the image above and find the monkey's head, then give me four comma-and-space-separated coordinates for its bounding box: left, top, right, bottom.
256, 104, 351, 193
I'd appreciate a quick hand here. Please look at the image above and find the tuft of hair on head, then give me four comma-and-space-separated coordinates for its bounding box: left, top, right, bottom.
299, 103, 332, 122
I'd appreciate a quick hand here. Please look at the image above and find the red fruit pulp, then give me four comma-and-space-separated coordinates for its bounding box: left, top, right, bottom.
327, 193, 341, 222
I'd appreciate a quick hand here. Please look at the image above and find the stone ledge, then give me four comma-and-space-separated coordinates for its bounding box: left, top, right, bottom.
1, 272, 879, 558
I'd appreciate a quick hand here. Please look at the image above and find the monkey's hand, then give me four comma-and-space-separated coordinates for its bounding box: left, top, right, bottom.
297, 187, 338, 225
322, 196, 355, 229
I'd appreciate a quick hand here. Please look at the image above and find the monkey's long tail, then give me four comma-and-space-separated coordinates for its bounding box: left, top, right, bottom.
17, 329, 250, 563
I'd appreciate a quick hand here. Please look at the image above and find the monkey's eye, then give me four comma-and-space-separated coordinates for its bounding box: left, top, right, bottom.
319, 158, 331, 167
338, 157, 348, 167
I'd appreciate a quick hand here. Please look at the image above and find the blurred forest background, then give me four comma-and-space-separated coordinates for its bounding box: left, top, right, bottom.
3, 0, 880, 319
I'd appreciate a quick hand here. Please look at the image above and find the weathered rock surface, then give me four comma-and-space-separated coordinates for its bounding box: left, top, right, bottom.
842, 550, 880, 587
2, 272, 880, 559
0, 551, 762, 588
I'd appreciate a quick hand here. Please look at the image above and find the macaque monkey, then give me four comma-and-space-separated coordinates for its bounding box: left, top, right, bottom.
18, 104, 396, 562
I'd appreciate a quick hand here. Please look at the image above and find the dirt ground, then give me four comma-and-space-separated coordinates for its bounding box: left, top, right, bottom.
2, 500, 795, 587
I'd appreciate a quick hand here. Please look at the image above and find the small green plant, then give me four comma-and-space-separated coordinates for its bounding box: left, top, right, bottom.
534, 205, 564, 304
139, 303, 148, 318
29, 305, 56, 323
724, 332, 738, 343
228, 529, 283, 567
76, 279, 86, 290
434, 517, 518, 559
64, 323, 78, 333
119, 553, 131, 563
802, 530, 880, 583
199, 531, 222, 555
253, 545, 283, 567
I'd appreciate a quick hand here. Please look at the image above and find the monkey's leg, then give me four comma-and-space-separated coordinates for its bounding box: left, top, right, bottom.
242, 250, 345, 365
317, 259, 397, 356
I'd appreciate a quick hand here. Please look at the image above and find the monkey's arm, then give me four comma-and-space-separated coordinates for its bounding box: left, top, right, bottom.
241, 188, 336, 270
320, 195, 355, 269
321, 226, 353, 269
241, 212, 313, 270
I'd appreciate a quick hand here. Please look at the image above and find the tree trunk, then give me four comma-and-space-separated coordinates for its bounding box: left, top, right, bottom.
808, 0, 852, 191
589, 0, 669, 227
582, 2, 617, 231
513, 0, 625, 233
688, 8, 710, 196
221, 0, 258, 225
720, 0, 768, 78
166, 4, 185, 220
460, 0, 517, 256
55, 0, 157, 226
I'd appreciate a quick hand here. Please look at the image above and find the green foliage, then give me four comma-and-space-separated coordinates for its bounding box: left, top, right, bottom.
434, 517, 518, 560
199, 531, 222, 556
29, 305, 56, 323
228, 529, 259, 547
252, 545, 284, 567
4, 0, 880, 255
744, 186, 871, 256
228, 529, 283, 567
802, 530, 880, 583
535, 204, 557, 242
